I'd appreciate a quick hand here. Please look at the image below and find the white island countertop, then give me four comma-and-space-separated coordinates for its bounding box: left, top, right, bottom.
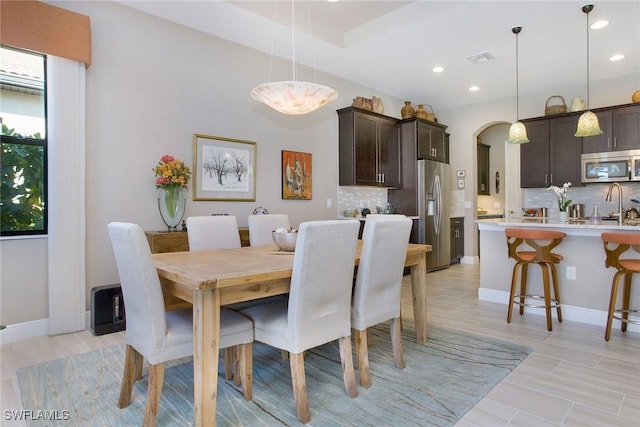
476, 216, 640, 236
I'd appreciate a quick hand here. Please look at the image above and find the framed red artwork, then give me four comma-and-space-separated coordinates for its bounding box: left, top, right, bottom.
281, 150, 312, 200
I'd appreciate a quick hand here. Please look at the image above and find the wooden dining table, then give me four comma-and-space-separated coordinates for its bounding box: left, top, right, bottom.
152, 241, 431, 426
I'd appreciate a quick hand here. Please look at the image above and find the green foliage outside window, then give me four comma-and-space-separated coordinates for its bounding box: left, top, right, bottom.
1, 124, 47, 235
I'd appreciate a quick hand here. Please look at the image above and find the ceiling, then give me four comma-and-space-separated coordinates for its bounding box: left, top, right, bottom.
117, 1, 639, 111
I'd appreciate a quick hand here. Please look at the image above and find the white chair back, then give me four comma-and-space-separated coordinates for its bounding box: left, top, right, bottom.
248, 214, 290, 246
352, 216, 413, 330
186, 215, 241, 250
364, 214, 407, 220
108, 222, 190, 361
287, 219, 360, 352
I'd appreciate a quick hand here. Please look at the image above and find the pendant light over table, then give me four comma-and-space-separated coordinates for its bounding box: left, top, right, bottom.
250, 1, 338, 115
575, 4, 603, 137
507, 26, 529, 144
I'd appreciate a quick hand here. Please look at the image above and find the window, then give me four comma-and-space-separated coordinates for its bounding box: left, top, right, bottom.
0, 47, 47, 236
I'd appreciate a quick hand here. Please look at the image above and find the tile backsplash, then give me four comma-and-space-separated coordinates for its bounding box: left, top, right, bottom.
338, 186, 387, 217
523, 182, 640, 217
339, 186, 466, 218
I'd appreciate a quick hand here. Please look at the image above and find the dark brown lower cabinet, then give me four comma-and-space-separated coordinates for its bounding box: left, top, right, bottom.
450, 217, 464, 264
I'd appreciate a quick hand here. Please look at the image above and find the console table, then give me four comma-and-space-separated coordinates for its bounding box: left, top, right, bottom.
144, 228, 250, 254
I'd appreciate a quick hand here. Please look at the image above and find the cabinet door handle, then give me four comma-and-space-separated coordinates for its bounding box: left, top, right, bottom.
550, 173, 553, 184
614, 137, 617, 148
608, 137, 610, 149
545, 174, 548, 185
381, 173, 385, 183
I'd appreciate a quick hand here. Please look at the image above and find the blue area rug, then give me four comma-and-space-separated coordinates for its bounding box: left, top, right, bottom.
17, 325, 531, 426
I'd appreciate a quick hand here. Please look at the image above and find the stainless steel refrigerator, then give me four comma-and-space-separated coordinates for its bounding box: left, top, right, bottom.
417, 159, 450, 271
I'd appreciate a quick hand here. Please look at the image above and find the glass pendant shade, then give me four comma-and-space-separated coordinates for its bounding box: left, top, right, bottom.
507, 121, 530, 144
250, 1, 338, 115
506, 26, 528, 144
575, 110, 603, 136
576, 5, 602, 137
251, 81, 338, 115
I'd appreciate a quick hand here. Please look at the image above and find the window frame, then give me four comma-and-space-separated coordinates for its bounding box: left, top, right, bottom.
1, 47, 48, 237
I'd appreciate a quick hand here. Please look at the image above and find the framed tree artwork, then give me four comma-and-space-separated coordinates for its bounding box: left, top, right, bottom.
281, 150, 312, 200
193, 134, 256, 201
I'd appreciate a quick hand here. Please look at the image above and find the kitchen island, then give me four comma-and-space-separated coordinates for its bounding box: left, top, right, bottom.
476, 217, 640, 332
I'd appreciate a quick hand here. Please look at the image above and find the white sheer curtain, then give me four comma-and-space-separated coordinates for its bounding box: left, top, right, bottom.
47, 56, 86, 335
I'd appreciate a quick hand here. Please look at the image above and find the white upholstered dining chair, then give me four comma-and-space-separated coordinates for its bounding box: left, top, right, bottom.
247, 214, 290, 246
185, 215, 241, 250
107, 222, 254, 426
352, 215, 412, 387
240, 219, 360, 424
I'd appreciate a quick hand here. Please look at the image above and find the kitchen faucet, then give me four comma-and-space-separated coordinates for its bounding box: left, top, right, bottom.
605, 182, 623, 226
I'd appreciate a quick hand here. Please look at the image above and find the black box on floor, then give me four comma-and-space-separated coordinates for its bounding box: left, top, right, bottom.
91, 284, 126, 335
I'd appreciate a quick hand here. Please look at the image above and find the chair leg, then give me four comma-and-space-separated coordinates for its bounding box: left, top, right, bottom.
118, 344, 143, 409
237, 343, 253, 401
550, 263, 562, 322
519, 263, 529, 316
541, 263, 553, 331
143, 363, 165, 427
390, 317, 405, 370
605, 271, 623, 341
134, 353, 144, 381
224, 347, 234, 381
233, 346, 242, 387
621, 273, 633, 332
507, 263, 521, 323
339, 336, 358, 399
353, 328, 371, 388
289, 352, 310, 424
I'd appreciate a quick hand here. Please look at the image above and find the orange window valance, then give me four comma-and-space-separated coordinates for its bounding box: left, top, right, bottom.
1, 0, 91, 67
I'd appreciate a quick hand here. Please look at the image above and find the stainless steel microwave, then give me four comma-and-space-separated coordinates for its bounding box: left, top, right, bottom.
581, 149, 640, 183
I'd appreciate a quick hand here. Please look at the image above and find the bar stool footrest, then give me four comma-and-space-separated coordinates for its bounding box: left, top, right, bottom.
512, 294, 560, 309
612, 309, 640, 325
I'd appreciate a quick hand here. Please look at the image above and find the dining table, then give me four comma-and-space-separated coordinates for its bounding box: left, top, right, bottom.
152, 240, 431, 426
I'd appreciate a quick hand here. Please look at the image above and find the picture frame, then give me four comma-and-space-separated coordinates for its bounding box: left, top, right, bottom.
193, 134, 256, 201
281, 150, 312, 200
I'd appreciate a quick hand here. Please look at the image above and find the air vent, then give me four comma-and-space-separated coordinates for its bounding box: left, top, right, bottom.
466, 52, 495, 64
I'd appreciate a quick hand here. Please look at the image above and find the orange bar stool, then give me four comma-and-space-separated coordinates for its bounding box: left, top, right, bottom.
505, 228, 567, 331
601, 232, 640, 341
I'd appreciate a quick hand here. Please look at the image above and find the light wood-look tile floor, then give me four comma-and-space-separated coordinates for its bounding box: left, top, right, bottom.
2, 263, 639, 426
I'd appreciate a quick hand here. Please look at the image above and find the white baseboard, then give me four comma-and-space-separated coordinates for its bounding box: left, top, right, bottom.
0, 312, 91, 345
460, 256, 478, 265
478, 288, 640, 333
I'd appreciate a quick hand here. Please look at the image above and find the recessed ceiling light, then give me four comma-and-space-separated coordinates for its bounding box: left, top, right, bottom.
591, 20, 609, 29
609, 54, 625, 61
432, 66, 444, 73
466, 52, 495, 64
469, 86, 480, 92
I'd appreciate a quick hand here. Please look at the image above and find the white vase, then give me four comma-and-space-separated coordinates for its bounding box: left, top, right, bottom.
558, 211, 568, 223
